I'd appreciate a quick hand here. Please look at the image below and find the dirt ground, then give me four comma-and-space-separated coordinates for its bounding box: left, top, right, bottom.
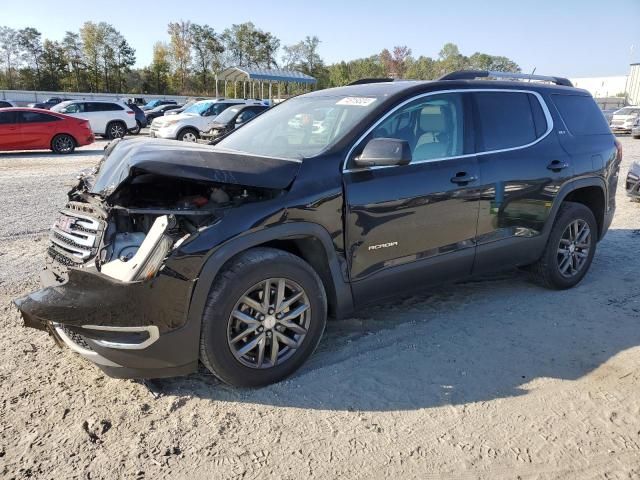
1, 137, 639, 480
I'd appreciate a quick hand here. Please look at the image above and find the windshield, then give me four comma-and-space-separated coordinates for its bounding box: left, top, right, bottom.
216, 96, 379, 159
213, 106, 243, 123
145, 100, 160, 108
614, 107, 640, 116
184, 101, 215, 115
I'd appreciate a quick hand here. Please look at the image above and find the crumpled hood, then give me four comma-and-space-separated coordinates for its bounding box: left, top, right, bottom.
153, 112, 196, 125
89, 137, 301, 196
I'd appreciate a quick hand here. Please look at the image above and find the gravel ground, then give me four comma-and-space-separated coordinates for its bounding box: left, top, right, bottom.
1, 137, 639, 479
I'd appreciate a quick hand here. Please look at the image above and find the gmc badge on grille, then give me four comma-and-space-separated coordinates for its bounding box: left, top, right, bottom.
55, 216, 75, 233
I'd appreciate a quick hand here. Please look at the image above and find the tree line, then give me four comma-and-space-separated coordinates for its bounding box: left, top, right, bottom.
0, 21, 520, 96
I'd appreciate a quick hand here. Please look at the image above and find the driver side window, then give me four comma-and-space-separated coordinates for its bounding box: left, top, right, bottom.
368, 93, 466, 162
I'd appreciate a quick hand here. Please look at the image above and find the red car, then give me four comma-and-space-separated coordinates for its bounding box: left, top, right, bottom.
0, 107, 94, 154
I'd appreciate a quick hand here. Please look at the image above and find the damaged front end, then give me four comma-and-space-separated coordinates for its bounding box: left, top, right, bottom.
13, 137, 297, 378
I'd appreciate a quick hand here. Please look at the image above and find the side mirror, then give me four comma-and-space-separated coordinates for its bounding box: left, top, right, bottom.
354, 138, 411, 168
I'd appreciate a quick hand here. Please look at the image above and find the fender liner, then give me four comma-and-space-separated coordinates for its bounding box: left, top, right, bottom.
186, 222, 354, 347
542, 176, 608, 239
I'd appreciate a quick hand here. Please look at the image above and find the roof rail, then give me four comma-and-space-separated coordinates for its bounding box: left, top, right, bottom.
438, 70, 573, 87
347, 78, 394, 86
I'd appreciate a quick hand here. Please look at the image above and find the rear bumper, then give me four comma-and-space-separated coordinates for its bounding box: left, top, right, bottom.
79, 133, 95, 146
13, 267, 199, 379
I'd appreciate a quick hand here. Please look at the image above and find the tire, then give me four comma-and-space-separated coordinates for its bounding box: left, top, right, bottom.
177, 128, 199, 142
106, 121, 127, 140
529, 201, 598, 290
199, 247, 327, 387
51, 134, 76, 154
128, 120, 142, 135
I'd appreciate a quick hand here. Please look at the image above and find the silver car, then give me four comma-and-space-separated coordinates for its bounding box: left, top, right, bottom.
632, 118, 640, 139
610, 106, 640, 133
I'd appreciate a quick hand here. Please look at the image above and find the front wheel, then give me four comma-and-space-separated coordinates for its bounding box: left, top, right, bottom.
51, 134, 76, 154
199, 248, 327, 387
529, 202, 597, 289
178, 128, 199, 142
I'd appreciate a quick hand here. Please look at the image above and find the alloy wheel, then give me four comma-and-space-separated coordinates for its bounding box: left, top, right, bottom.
227, 278, 311, 369
110, 123, 125, 138
557, 219, 591, 278
53, 135, 74, 153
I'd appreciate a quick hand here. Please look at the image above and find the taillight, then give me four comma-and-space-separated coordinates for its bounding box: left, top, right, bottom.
614, 138, 622, 162
126, 110, 135, 115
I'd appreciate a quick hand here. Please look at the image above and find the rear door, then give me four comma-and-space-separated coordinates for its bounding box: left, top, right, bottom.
0, 110, 20, 149
86, 102, 111, 134
550, 93, 618, 218
18, 111, 62, 148
344, 92, 481, 303
471, 90, 573, 273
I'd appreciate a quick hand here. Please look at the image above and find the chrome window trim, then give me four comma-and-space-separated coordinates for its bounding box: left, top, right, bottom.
342, 88, 554, 173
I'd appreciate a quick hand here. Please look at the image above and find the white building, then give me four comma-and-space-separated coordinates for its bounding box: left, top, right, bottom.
627, 63, 640, 106
569, 75, 628, 98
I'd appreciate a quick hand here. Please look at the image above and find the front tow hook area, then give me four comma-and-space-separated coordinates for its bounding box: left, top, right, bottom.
12, 266, 191, 334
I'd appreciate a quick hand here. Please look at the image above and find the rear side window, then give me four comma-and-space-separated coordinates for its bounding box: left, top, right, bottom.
0, 111, 17, 124
552, 94, 610, 136
88, 102, 123, 112
473, 92, 543, 152
0, 101, 12, 108
19, 111, 60, 123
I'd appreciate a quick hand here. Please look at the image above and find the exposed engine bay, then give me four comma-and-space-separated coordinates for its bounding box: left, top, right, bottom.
48, 137, 292, 283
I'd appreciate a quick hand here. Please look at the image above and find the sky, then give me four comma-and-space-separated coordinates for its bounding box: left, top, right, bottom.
3, 0, 640, 78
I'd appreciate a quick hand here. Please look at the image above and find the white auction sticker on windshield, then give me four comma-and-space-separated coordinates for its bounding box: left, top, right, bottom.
336, 97, 376, 106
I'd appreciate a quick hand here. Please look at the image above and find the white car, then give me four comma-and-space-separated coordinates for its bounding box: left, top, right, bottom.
609, 106, 640, 134
51, 100, 137, 139
149, 99, 264, 142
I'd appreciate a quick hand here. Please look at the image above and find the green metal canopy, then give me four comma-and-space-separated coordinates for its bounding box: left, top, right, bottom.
218, 67, 317, 85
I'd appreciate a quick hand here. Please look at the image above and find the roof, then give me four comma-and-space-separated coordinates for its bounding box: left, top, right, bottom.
305, 79, 586, 99
218, 67, 316, 84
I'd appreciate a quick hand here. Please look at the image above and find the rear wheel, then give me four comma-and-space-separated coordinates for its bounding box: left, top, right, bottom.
128, 120, 142, 135
106, 121, 126, 140
199, 248, 327, 387
51, 134, 76, 154
178, 128, 199, 142
529, 202, 597, 289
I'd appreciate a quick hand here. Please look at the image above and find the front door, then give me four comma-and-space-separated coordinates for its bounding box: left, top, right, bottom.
343, 92, 481, 304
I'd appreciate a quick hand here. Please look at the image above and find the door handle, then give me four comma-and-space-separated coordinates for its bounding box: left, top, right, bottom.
450, 172, 478, 185
547, 160, 569, 172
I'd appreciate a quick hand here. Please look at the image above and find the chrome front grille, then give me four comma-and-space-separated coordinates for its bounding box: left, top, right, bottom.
48, 202, 105, 268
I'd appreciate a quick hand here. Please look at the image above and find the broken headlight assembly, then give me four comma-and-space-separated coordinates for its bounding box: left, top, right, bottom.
100, 215, 175, 282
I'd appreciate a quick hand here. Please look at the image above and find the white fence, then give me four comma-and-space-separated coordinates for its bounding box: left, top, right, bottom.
0, 89, 197, 106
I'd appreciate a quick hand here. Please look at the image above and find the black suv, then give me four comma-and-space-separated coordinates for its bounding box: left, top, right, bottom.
14, 70, 621, 387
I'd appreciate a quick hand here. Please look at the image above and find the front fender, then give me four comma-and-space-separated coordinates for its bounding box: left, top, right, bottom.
184, 221, 355, 352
